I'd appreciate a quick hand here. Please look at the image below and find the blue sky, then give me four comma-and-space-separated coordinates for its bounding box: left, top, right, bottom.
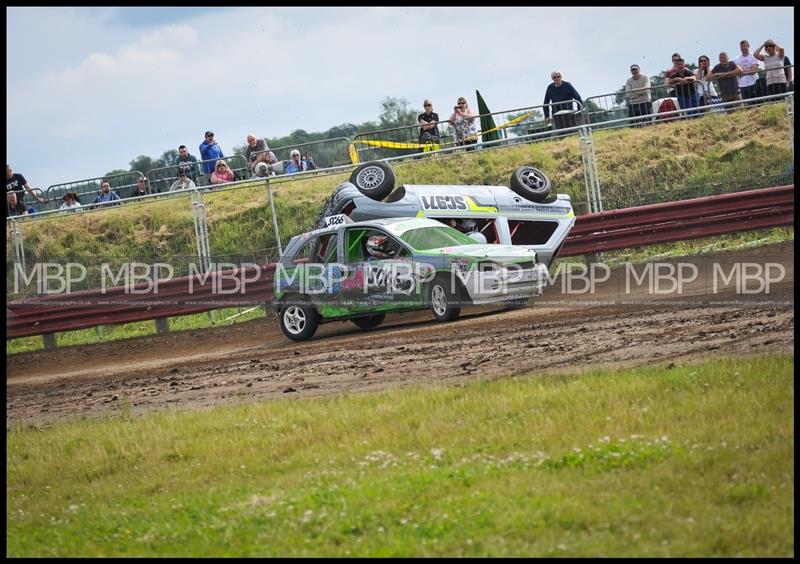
6, 6, 794, 191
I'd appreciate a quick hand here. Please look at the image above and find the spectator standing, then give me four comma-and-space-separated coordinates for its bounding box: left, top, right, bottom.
6, 164, 45, 206
754, 39, 788, 96
199, 131, 224, 182
667, 58, 699, 115
169, 168, 197, 191
93, 180, 121, 205
59, 192, 82, 210
543, 71, 583, 129
625, 64, 652, 125
129, 177, 151, 198
735, 40, 761, 103
417, 100, 441, 146
695, 55, 719, 107
665, 53, 682, 95
783, 55, 793, 91
708, 52, 744, 107
285, 149, 309, 174
210, 160, 235, 185
174, 145, 200, 180
245, 134, 277, 169
6, 191, 28, 217
448, 97, 478, 150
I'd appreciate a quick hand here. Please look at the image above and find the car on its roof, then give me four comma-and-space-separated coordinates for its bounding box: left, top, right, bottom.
273, 217, 548, 341
313, 161, 576, 266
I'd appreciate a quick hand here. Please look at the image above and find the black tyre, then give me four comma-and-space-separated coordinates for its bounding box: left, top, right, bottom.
349, 161, 395, 201
425, 276, 462, 322
351, 314, 386, 330
509, 166, 551, 203
279, 303, 320, 342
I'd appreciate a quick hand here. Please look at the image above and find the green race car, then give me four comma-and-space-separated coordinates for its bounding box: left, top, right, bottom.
273, 217, 548, 341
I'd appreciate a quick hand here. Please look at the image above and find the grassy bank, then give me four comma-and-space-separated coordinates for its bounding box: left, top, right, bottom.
6, 354, 794, 557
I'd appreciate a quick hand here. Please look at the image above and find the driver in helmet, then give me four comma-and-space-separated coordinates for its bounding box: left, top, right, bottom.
459, 218, 488, 244
365, 234, 394, 260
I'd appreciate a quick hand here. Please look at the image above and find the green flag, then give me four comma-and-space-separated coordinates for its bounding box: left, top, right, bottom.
476, 90, 501, 144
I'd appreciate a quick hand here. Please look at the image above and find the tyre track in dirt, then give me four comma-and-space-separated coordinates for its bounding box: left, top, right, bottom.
6, 243, 794, 427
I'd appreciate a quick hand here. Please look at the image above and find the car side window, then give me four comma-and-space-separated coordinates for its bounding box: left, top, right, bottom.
294, 233, 339, 264
509, 220, 559, 245
345, 228, 407, 262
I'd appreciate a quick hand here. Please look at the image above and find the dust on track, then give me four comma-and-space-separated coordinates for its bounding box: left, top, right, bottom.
6, 242, 794, 428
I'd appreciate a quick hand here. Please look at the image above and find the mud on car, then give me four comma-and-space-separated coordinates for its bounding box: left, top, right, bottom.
273, 217, 549, 341
315, 161, 576, 266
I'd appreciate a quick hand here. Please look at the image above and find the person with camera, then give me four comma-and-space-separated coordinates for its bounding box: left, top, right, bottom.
448, 97, 478, 151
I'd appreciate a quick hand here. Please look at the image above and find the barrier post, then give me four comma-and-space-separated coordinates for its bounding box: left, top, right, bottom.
579, 126, 603, 213
265, 178, 283, 257
786, 94, 794, 158
43, 333, 57, 350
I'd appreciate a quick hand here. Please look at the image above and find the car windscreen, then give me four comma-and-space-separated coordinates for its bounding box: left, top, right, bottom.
400, 226, 477, 250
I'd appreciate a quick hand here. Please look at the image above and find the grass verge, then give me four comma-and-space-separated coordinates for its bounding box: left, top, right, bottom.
6, 354, 794, 557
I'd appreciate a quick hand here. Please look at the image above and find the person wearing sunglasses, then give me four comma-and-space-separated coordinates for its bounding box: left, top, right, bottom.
754, 39, 788, 96
543, 71, 583, 130
695, 55, 719, 108
448, 97, 477, 150
417, 99, 441, 146
210, 160, 235, 185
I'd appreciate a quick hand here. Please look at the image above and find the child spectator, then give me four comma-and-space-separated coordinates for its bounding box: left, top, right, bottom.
448, 97, 478, 150
60, 192, 82, 210
285, 150, 309, 174
210, 160, 235, 185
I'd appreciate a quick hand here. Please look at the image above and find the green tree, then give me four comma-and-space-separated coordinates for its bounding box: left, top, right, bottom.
378, 96, 419, 128
128, 155, 158, 175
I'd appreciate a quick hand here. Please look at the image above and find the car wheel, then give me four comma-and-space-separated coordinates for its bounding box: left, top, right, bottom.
279, 303, 320, 342
509, 166, 551, 203
426, 276, 461, 322
349, 161, 395, 201
351, 314, 386, 330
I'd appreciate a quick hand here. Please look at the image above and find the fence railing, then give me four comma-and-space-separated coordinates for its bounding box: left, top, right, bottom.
44, 171, 146, 211
146, 154, 249, 194
264, 137, 353, 170
350, 101, 582, 163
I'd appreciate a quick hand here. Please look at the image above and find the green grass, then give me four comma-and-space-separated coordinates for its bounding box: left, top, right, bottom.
7, 354, 794, 557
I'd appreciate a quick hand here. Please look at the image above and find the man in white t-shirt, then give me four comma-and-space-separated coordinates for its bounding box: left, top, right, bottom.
735, 39, 761, 103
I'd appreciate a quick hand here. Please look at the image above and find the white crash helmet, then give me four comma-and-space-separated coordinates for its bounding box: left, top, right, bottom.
461, 218, 478, 232
366, 234, 392, 259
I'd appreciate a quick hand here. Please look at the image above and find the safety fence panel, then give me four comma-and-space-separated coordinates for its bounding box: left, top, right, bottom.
585, 94, 794, 211
147, 154, 249, 195
583, 83, 676, 129
44, 171, 146, 212
706, 64, 794, 110
8, 192, 200, 302
257, 137, 353, 171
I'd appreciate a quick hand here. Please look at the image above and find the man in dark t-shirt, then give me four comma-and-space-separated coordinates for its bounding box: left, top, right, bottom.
6, 164, 44, 206
709, 52, 744, 104
667, 58, 700, 115
418, 100, 441, 144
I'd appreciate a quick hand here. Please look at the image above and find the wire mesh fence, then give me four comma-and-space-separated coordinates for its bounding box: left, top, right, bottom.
147, 154, 250, 194
44, 171, 146, 212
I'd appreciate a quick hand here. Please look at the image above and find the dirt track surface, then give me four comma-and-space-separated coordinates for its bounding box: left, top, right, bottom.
7, 243, 794, 428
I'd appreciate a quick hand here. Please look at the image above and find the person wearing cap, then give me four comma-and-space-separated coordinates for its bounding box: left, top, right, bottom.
199, 131, 224, 182
754, 39, 788, 96
625, 64, 652, 125
59, 192, 82, 210
285, 149, 309, 174
169, 167, 197, 191
542, 71, 583, 129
